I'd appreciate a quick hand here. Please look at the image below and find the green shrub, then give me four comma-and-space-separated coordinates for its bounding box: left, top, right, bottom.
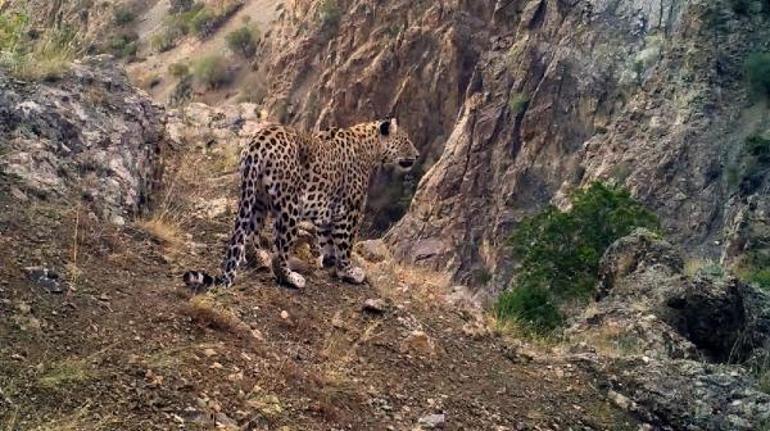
107, 33, 138, 59
496, 284, 562, 333
192, 55, 232, 89
150, 30, 178, 53
190, 7, 216, 37
746, 134, 770, 163
0, 14, 76, 81
113, 6, 135, 26
226, 25, 258, 58
319, 0, 342, 28
738, 250, 770, 291
496, 182, 660, 334
509, 92, 529, 115
168, 62, 189, 79
169, 0, 194, 13
745, 51, 770, 100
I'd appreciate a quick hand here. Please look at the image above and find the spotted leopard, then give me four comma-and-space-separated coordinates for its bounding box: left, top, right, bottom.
183, 118, 418, 291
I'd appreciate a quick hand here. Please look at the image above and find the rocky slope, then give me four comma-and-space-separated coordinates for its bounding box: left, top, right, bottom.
253, 0, 770, 292
0, 60, 641, 430
567, 229, 770, 430
0, 55, 166, 224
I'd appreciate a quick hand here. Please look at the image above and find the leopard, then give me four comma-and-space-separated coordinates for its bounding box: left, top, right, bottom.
183, 118, 418, 292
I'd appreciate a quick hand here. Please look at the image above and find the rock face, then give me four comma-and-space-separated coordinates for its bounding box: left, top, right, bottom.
0, 56, 166, 222
254, 0, 770, 291
569, 229, 770, 429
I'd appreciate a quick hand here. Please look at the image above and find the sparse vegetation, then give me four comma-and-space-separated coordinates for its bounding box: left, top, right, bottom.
192, 54, 233, 89
106, 32, 138, 59
496, 182, 660, 334
737, 249, 770, 291
319, 0, 342, 28
168, 62, 190, 79
684, 258, 725, 278
36, 359, 91, 390
0, 14, 76, 80
732, 133, 770, 195
112, 6, 135, 26
152, 0, 243, 50
169, 0, 195, 13
226, 25, 259, 58
745, 51, 770, 100
508, 92, 529, 116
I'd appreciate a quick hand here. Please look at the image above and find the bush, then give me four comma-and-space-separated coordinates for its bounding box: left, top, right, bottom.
508, 92, 529, 115
190, 7, 216, 37
150, 30, 178, 53
496, 182, 660, 334
113, 6, 135, 26
168, 62, 189, 79
0, 14, 76, 81
169, 0, 194, 13
226, 25, 258, 58
745, 51, 770, 100
496, 284, 562, 333
319, 0, 342, 28
107, 33, 138, 59
192, 55, 232, 89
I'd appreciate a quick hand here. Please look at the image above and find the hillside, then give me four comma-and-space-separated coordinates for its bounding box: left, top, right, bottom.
2, 0, 770, 430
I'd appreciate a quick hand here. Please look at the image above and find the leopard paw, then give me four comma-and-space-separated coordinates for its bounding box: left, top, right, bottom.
338, 266, 366, 284
284, 271, 306, 289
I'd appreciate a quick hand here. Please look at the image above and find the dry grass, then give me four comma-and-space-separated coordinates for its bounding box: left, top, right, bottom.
26, 403, 119, 431
35, 358, 92, 390
182, 294, 250, 335
136, 216, 184, 248
568, 322, 643, 358
363, 259, 451, 309
684, 258, 724, 278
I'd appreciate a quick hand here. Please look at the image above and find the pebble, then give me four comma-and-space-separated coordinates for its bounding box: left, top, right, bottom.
418, 413, 446, 429
362, 298, 388, 314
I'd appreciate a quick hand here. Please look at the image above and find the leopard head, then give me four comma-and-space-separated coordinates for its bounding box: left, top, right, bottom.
378, 119, 419, 172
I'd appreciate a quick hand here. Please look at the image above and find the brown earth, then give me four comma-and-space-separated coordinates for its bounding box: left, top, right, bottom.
0, 153, 636, 430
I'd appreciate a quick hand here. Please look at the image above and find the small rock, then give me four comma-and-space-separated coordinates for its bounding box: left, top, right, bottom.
24, 266, 66, 294
280, 310, 289, 320
418, 413, 446, 429
354, 239, 390, 263
203, 348, 217, 357
110, 215, 126, 226
608, 389, 635, 412
401, 330, 435, 356
362, 298, 388, 314
10, 187, 28, 202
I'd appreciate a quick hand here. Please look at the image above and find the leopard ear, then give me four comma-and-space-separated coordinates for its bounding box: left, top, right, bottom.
379, 120, 391, 136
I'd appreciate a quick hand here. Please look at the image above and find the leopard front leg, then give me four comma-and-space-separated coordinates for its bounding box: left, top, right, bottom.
332, 211, 365, 284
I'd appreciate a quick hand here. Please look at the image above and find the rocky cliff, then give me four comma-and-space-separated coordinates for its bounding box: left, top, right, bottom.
254, 0, 770, 292
0, 56, 166, 224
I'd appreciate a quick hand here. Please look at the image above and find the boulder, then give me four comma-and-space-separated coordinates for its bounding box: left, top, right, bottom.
569, 229, 770, 429
0, 56, 166, 222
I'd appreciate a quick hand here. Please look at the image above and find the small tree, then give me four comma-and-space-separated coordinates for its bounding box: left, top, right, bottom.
496, 182, 659, 334
225, 25, 258, 58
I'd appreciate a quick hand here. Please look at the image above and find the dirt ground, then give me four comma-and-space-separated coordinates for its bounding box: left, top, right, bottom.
0, 147, 638, 430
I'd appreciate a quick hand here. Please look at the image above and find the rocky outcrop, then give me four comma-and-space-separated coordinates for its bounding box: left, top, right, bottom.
569, 229, 770, 429
0, 56, 166, 223
253, 0, 770, 291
